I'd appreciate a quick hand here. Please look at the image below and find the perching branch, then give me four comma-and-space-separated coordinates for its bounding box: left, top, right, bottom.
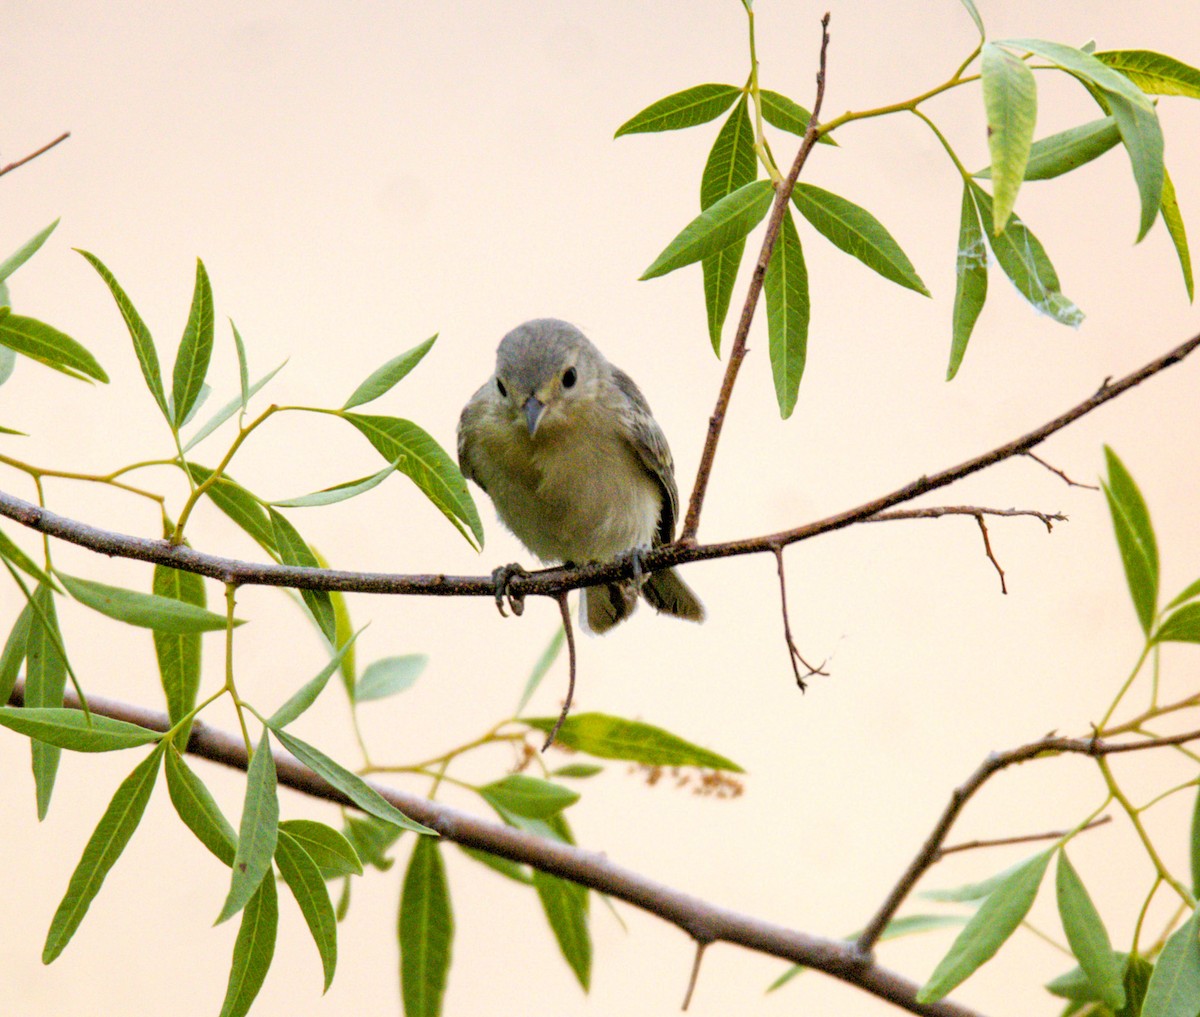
0, 132, 70, 179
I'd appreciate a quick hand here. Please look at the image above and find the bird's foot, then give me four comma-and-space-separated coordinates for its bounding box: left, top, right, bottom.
617, 544, 652, 587
491, 562, 530, 618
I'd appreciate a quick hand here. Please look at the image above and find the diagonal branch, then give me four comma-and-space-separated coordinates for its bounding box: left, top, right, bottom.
0, 132, 70, 179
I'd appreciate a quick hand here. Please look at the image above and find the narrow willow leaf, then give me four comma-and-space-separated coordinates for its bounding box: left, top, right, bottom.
700, 96, 756, 355
0, 707, 160, 751
269, 459, 400, 509
278, 819, 362, 878
551, 764, 604, 779
524, 713, 742, 771
43, 742, 166, 962
534, 870, 591, 990
58, 571, 234, 632
267, 508, 336, 642
77, 250, 166, 415
186, 463, 277, 555
642, 179, 775, 280
0, 313, 109, 383
1046, 952, 1131, 1001
1101, 446, 1158, 636
1095, 50, 1200, 99
183, 360, 287, 452
758, 90, 836, 145
614, 83, 741, 137
267, 629, 363, 728
1160, 167, 1194, 302
399, 836, 454, 1017
1122, 956, 1154, 1016
217, 730, 280, 924
0, 600, 32, 704
969, 183, 1083, 326
920, 855, 1036, 903
312, 545, 356, 702
763, 209, 809, 418
948, 186, 989, 380
1192, 787, 1200, 897
343, 335, 438, 410
269, 726, 435, 834
168, 382, 211, 429
515, 628, 565, 717
917, 851, 1052, 1002
345, 814, 404, 870
1166, 577, 1200, 612
1142, 909, 1200, 1016
982, 41, 1038, 231
0, 346, 15, 388
792, 183, 929, 295
977, 117, 1120, 181
341, 413, 483, 549
25, 584, 67, 819
479, 775, 580, 820
172, 258, 215, 428
1154, 603, 1200, 644
153, 555, 205, 743
1056, 851, 1125, 1010
957, 0, 984, 38
275, 829, 337, 991
456, 844, 532, 885
355, 654, 427, 703
0, 525, 57, 589
165, 745, 237, 865
0, 219, 59, 281
230, 320, 250, 413
335, 877, 351, 922
218, 872, 278, 1017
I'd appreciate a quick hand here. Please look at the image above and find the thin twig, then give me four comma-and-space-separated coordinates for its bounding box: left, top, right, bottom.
0, 132, 70, 179
974, 514, 1006, 594
866, 506, 1064, 531
1024, 451, 1100, 491
773, 545, 827, 688
542, 593, 577, 751
681, 13, 833, 541
939, 816, 1111, 857
682, 941, 708, 1011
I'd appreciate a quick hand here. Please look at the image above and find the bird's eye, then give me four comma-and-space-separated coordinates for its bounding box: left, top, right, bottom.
562, 367, 577, 389
496, 378, 508, 398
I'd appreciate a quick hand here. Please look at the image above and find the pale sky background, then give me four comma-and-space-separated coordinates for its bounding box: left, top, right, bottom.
3, 3, 1200, 1016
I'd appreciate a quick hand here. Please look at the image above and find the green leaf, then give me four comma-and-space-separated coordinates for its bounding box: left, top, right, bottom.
218, 870, 278, 1017
551, 764, 604, 779
1142, 909, 1200, 1016
24, 584, 67, 819
1160, 167, 1194, 302
1167, 579, 1200, 612
182, 360, 287, 452
0, 524, 57, 589
355, 654, 427, 703
1121, 956, 1154, 1016
1094, 50, 1200, 99
764, 209, 809, 419
478, 775, 580, 820
1046, 952, 1131, 1000
700, 96, 757, 355
948, 185, 989, 380
0, 707, 161, 751
456, 844, 532, 884
1101, 446, 1159, 636
58, 571, 234, 632
165, 745, 237, 866
43, 742, 166, 962
268, 725, 435, 834
343, 335, 438, 410
917, 851, 1052, 1002
978, 117, 1120, 182
76, 250, 166, 416
0, 313, 109, 383
0, 345, 16, 389
524, 713, 742, 771
792, 183, 929, 295
969, 182, 1083, 326
1056, 851, 1125, 1010
1191, 785, 1200, 898
217, 729, 280, 924
344, 814, 404, 870
1154, 603, 1200, 644
957, 0, 984, 38
341, 413, 483, 548
186, 463, 277, 555
268, 630, 362, 728
276, 829, 338, 992
534, 870, 591, 990
399, 836, 454, 1017
0, 219, 59, 281
0, 599, 32, 704
982, 41, 1038, 231
230, 320, 251, 414
642, 179, 775, 281
171, 259, 215, 428
758, 90, 836, 145
515, 628, 565, 717
267, 507, 336, 642
152, 556, 205, 744
278, 819, 362, 878
269, 459, 401, 509
614, 83, 742, 137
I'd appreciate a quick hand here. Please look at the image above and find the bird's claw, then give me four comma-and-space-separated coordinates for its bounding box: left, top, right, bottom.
619, 544, 651, 587
491, 562, 529, 618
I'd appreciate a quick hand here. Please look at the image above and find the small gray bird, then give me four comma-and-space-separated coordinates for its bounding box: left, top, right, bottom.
457, 318, 704, 633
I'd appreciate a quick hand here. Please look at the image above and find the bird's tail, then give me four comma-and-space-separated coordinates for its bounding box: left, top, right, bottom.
642, 567, 705, 623
582, 581, 639, 634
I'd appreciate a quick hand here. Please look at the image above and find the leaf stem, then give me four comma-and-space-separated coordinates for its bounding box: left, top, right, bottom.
743, 4, 782, 185
1098, 642, 1152, 731
222, 582, 253, 756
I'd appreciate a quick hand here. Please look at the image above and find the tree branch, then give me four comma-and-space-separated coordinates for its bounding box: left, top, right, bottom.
0, 132, 70, 179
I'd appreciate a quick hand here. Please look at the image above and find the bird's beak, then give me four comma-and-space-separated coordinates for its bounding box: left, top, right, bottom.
522, 395, 546, 436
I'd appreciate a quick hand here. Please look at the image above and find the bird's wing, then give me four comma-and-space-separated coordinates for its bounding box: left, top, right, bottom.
611, 366, 679, 546
456, 385, 489, 492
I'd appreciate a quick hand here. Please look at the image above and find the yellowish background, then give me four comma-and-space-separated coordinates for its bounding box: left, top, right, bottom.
3, 2, 1200, 1014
